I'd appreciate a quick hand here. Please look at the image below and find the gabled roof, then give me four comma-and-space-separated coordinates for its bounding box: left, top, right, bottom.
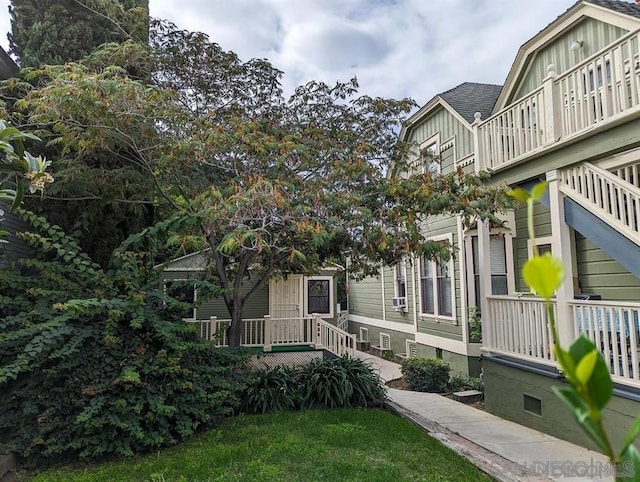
439, 82, 503, 124
400, 82, 502, 140
495, 0, 640, 110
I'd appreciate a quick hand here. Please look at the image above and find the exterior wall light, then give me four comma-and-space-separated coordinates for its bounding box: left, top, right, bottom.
571, 40, 583, 51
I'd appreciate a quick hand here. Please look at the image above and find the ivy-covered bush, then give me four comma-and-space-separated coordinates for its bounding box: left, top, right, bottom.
241, 356, 386, 414
0, 211, 250, 465
400, 357, 450, 393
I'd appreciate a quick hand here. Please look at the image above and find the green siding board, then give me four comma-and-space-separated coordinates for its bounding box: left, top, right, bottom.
163, 270, 269, 320
576, 234, 640, 301
516, 19, 628, 99
349, 275, 383, 319
408, 107, 474, 161
514, 203, 551, 291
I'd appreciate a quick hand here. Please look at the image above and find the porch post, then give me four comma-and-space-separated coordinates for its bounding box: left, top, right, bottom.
472, 112, 484, 173
542, 64, 562, 145
547, 170, 576, 348
263, 315, 272, 352
477, 219, 493, 348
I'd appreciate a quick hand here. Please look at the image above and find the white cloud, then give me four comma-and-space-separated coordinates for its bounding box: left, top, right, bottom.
0, 0, 583, 105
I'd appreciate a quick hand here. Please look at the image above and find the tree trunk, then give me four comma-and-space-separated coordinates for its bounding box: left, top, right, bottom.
227, 302, 243, 347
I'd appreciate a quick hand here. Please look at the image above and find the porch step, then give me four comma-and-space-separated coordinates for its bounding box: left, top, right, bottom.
452, 390, 483, 404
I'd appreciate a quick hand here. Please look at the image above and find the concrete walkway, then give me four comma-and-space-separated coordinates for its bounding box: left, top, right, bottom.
354, 350, 616, 482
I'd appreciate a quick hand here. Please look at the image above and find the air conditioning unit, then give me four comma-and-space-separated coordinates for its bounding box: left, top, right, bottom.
392, 296, 406, 310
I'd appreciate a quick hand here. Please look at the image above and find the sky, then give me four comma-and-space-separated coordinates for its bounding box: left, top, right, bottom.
0, 0, 584, 106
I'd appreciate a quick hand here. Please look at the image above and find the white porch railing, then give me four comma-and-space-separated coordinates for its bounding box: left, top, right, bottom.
484, 295, 556, 365
186, 315, 356, 357
484, 296, 640, 387
559, 162, 640, 244
569, 300, 640, 385
476, 29, 640, 171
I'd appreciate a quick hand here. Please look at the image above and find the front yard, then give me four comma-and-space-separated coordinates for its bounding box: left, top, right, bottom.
25, 408, 492, 482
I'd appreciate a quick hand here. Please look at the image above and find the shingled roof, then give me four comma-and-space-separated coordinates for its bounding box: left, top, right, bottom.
437, 82, 502, 124
583, 0, 640, 18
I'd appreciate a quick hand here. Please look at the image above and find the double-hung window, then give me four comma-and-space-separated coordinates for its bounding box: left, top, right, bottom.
419, 242, 454, 319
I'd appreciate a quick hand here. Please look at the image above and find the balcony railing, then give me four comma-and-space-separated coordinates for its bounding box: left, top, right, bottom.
475, 29, 640, 172
187, 315, 355, 357
484, 296, 640, 387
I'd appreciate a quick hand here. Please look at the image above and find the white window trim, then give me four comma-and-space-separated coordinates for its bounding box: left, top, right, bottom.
464, 228, 516, 306
359, 327, 369, 342
163, 279, 197, 321
392, 259, 408, 312
418, 233, 456, 323
304, 276, 334, 318
420, 133, 440, 175
527, 236, 553, 259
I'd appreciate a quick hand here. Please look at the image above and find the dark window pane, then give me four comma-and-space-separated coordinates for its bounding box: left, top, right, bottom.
308, 280, 330, 314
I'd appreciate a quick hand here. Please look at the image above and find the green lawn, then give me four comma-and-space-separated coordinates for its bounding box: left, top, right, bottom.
27, 408, 492, 482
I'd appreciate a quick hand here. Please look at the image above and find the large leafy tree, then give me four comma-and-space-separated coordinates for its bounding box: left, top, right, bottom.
15, 21, 511, 346
8, 0, 149, 67
3, 1, 153, 265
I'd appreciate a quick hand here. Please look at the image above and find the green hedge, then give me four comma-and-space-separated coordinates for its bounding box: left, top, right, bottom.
400, 357, 450, 393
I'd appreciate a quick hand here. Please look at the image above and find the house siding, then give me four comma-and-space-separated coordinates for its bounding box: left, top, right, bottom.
407, 107, 474, 162
575, 233, 640, 300
513, 201, 552, 292
163, 270, 270, 320
515, 18, 628, 100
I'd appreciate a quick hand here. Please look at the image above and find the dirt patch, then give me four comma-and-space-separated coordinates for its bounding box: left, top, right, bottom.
386, 378, 485, 411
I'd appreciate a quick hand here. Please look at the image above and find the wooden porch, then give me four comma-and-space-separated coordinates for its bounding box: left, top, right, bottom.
186, 314, 356, 358
483, 296, 640, 387
474, 28, 640, 172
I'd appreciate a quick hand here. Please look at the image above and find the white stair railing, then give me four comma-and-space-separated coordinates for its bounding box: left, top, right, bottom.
314, 316, 356, 357
559, 162, 640, 244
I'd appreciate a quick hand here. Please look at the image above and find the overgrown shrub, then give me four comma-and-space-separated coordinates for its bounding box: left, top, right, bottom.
400, 357, 450, 393
0, 211, 251, 466
241, 355, 386, 413
447, 373, 482, 393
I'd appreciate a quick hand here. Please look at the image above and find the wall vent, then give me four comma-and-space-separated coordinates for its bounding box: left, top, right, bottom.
359, 327, 369, 342
523, 394, 543, 417
406, 340, 417, 357
380, 333, 391, 350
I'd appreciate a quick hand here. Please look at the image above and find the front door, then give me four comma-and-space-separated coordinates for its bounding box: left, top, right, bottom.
269, 275, 303, 319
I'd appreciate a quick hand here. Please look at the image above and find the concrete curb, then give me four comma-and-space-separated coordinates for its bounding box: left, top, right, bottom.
385, 400, 552, 482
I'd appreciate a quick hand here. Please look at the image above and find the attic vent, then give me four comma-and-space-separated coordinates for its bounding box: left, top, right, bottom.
380, 333, 391, 350
406, 340, 417, 357
359, 327, 369, 342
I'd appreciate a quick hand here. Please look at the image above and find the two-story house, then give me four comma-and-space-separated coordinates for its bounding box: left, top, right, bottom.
350, 0, 640, 452
348, 81, 502, 376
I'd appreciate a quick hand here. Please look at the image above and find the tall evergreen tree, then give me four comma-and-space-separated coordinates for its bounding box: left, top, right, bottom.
8, 0, 149, 67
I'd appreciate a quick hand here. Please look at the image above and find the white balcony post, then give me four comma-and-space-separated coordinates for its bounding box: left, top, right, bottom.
263, 315, 272, 352
472, 112, 484, 173
542, 64, 562, 145
547, 170, 576, 348
477, 219, 493, 347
